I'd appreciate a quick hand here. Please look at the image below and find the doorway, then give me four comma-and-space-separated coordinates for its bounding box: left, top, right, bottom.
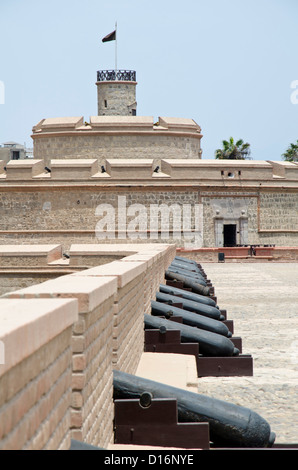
223, 224, 237, 247
12, 151, 20, 160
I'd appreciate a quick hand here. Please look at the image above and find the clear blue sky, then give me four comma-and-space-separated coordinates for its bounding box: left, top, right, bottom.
0, 0, 297, 161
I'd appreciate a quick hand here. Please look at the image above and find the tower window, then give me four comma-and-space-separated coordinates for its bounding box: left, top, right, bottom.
104, 100, 108, 108
132, 109, 136, 116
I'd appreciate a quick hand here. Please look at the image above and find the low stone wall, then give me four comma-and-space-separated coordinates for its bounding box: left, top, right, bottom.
0, 298, 78, 450
0, 243, 175, 449
0, 245, 63, 266
176, 246, 298, 262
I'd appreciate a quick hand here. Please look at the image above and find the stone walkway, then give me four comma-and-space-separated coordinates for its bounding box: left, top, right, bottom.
197, 262, 298, 445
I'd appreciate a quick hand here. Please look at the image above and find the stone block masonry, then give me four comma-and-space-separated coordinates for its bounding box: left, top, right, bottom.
0, 158, 297, 250
4, 274, 118, 447
0, 298, 78, 450
31, 116, 203, 164
0, 243, 175, 449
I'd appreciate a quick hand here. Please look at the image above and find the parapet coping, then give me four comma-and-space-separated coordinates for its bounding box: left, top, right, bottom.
32, 116, 202, 134
0, 243, 173, 300
1, 159, 297, 184
0, 298, 78, 378
4, 275, 118, 314
0, 244, 61, 256
71, 260, 148, 288
69, 244, 174, 286
69, 243, 173, 255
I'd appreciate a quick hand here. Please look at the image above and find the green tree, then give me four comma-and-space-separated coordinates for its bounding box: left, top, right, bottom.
215, 137, 251, 160
282, 140, 298, 162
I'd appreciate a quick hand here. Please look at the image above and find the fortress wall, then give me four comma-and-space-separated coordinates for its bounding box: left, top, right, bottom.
32, 133, 202, 165
0, 298, 78, 450
0, 244, 62, 266
0, 159, 297, 248
1, 158, 297, 182
0, 272, 67, 297
0, 187, 297, 248
31, 116, 203, 164
0, 244, 174, 449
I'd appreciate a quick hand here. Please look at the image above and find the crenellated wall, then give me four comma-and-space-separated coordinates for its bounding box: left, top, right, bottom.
0, 243, 176, 449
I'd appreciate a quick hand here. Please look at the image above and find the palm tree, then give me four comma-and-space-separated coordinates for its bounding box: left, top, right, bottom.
282, 140, 298, 162
215, 137, 251, 160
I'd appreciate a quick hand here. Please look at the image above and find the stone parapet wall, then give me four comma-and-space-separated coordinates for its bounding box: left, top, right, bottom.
176, 246, 298, 262
1, 158, 297, 184
0, 244, 175, 297
0, 244, 63, 266
31, 116, 203, 164
0, 298, 78, 450
0, 243, 175, 449
0, 272, 66, 297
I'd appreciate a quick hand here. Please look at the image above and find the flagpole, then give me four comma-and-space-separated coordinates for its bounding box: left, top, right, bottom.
115, 21, 117, 74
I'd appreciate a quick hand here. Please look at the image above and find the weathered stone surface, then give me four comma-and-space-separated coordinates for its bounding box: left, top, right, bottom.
196, 262, 298, 444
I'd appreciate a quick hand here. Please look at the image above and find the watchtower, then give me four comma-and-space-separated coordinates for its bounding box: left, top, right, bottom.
96, 70, 137, 116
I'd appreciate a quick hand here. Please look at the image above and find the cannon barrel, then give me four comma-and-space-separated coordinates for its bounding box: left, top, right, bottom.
168, 266, 207, 285
159, 284, 217, 308
174, 256, 198, 266
113, 370, 275, 448
174, 257, 205, 273
165, 270, 210, 296
170, 260, 203, 274
152, 299, 230, 337
156, 291, 224, 321
151, 300, 231, 337
145, 313, 237, 356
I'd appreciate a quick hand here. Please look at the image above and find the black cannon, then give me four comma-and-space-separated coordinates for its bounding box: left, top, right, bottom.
113, 370, 275, 448
145, 313, 237, 356
156, 291, 224, 321
151, 300, 231, 337
159, 283, 217, 308
168, 266, 207, 285
174, 256, 198, 266
170, 260, 203, 275
165, 270, 210, 296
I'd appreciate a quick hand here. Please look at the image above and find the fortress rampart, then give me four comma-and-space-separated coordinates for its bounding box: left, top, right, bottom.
0, 243, 175, 449
0, 158, 297, 249
31, 116, 203, 165
1, 157, 297, 184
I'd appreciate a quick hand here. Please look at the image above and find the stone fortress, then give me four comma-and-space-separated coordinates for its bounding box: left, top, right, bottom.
0, 68, 297, 256
0, 67, 297, 450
